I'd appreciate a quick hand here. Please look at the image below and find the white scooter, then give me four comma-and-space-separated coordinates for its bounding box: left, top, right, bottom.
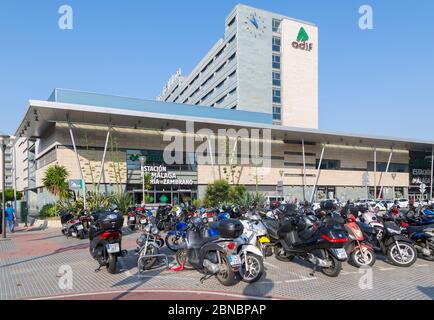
234, 216, 265, 283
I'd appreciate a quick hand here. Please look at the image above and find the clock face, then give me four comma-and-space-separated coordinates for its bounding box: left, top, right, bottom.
243, 12, 266, 38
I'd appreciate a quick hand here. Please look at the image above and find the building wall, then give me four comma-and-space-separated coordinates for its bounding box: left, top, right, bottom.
280, 20, 318, 129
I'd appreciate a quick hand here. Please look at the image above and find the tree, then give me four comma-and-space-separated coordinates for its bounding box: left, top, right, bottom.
204, 180, 231, 207
0, 189, 23, 202
42, 165, 70, 216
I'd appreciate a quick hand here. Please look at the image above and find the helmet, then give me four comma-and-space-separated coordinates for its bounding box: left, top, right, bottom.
231, 206, 240, 216
165, 205, 173, 212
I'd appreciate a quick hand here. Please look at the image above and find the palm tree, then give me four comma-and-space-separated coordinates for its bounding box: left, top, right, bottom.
42, 165, 70, 216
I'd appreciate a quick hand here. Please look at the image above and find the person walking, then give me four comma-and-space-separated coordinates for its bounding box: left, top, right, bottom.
5, 203, 16, 233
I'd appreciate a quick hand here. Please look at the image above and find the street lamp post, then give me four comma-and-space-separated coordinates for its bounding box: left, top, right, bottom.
1, 134, 10, 239
139, 156, 146, 206
391, 173, 397, 200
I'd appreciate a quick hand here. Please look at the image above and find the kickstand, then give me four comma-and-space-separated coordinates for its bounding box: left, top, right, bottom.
200, 273, 213, 284
95, 265, 102, 273
310, 263, 318, 277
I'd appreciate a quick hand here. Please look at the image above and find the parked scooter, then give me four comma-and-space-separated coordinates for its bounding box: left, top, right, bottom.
402, 224, 434, 261
271, 204, 349, 277
61, 211, 86, 239
343, 212, 376, 268
234, 217, 265, 283
127, 206, 137, 231
174, 217, 244, 286
89, 210, 127, 274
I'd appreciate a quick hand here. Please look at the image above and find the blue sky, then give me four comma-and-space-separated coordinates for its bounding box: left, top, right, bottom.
0, 0, 433, 139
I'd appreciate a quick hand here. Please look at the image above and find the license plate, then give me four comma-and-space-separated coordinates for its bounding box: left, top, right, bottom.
140, 219, 147, 225
229, 255, 241, 266
129, 217, 135, 221
106, 243, 120, 253
76, 225, 83, 231
334, 248, 348, 260
208, 218, 214, 222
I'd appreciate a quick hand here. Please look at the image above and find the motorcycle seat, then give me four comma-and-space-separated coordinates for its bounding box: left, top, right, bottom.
193, 236, 220, 248
263, 219, 279, 239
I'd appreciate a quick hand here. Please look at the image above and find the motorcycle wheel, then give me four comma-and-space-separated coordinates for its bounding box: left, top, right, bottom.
350, 248, 376, 268
165, 234, 180, 252
107, 254, 117, 274
129, 225, 135, 231
239, 254, 264, 283
423, 244, 434, 261
139, 246, 159, 270
274, 246, 294, 262
175, 249, 194, 270
321, 255, 342, 277
215, 255, 236, 286
77, 230, 85, 240
387, 242, 417, 267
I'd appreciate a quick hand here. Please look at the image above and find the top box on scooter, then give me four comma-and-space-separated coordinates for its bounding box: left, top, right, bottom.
61, 212, 75, 224
218, 219, 244, 239
95, 211, 124, 230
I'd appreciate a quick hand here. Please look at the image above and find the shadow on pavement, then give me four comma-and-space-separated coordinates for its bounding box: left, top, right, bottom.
417, 286, 434, 300
242, 270, 275, 299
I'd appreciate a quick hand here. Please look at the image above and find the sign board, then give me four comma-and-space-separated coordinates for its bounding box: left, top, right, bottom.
420, 183, 427, 195
69, 179, 82, 189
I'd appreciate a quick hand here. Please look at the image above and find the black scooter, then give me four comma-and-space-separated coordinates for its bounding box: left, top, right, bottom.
174, 217, 243, 286
270, 210, 349, 277
357, 217, 418, 267
89, 210, 127, 274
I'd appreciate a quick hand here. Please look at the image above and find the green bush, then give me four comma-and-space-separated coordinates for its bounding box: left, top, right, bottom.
39, 203, 57, 218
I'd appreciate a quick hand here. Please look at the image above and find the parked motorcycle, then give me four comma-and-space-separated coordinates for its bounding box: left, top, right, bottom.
343, 213, 376, 268
127, 206, 137, 231
357, 216, 418, 267
89, 210, 127, 274
235, 217, 265, 283
175, 217, 244, 286
61, 211, 86, 239
271, 204, 349, 277
402, 224, 434, 261
136, 217, 165, 271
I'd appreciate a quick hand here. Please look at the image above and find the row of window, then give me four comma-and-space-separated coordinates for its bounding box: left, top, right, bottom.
169, 35, 236, 103
197, 70, 237, 105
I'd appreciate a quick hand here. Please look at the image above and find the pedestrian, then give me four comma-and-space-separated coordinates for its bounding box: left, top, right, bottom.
5, 203, 16, 233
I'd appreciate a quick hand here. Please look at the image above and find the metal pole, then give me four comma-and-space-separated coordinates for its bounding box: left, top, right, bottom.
2, 140, 7, 238
302, 139, 307, 202
310, 144, 326, 203
96, 127, 111, 191
68, 122, 87, 210
378, 149, 393, 200
12, 138, 17, 213
373, 148, 376, 199
431, 145, 434, 201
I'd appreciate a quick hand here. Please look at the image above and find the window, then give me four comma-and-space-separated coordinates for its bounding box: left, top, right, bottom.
201, 89, 214, 101
228, 87, 237, 95
216, 96, 225, 104
272, 55, 281, 69
227, 16, 236, 28
272, 37, 281, 52
317, 159, 341, 170
272, 89, 281, 103
228, 52, 236, 62
189, 87, 200, 98
228, 70, 236, 78
215, 46, 226, 60
367, 162, 409, 173
216, 62, 226, 74
202, 74, 214, 87
231, 105, 237, 110
228, 34, 236, 44
273, 106, 281, 120
216, 79, 226, 89
272, 19, 281, 32
272, 72, 281, 86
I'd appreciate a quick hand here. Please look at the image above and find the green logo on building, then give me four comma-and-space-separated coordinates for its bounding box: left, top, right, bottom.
296, 27, 309, 42
292, 26, 313, 52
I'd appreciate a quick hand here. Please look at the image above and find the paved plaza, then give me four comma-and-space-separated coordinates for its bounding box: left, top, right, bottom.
0, 226, 433, 300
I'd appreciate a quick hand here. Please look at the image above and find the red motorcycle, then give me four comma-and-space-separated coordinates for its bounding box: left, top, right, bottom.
344, 213, 376, 268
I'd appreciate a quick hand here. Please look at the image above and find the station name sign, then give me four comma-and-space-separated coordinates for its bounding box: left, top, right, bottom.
143, 165, 194, 186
